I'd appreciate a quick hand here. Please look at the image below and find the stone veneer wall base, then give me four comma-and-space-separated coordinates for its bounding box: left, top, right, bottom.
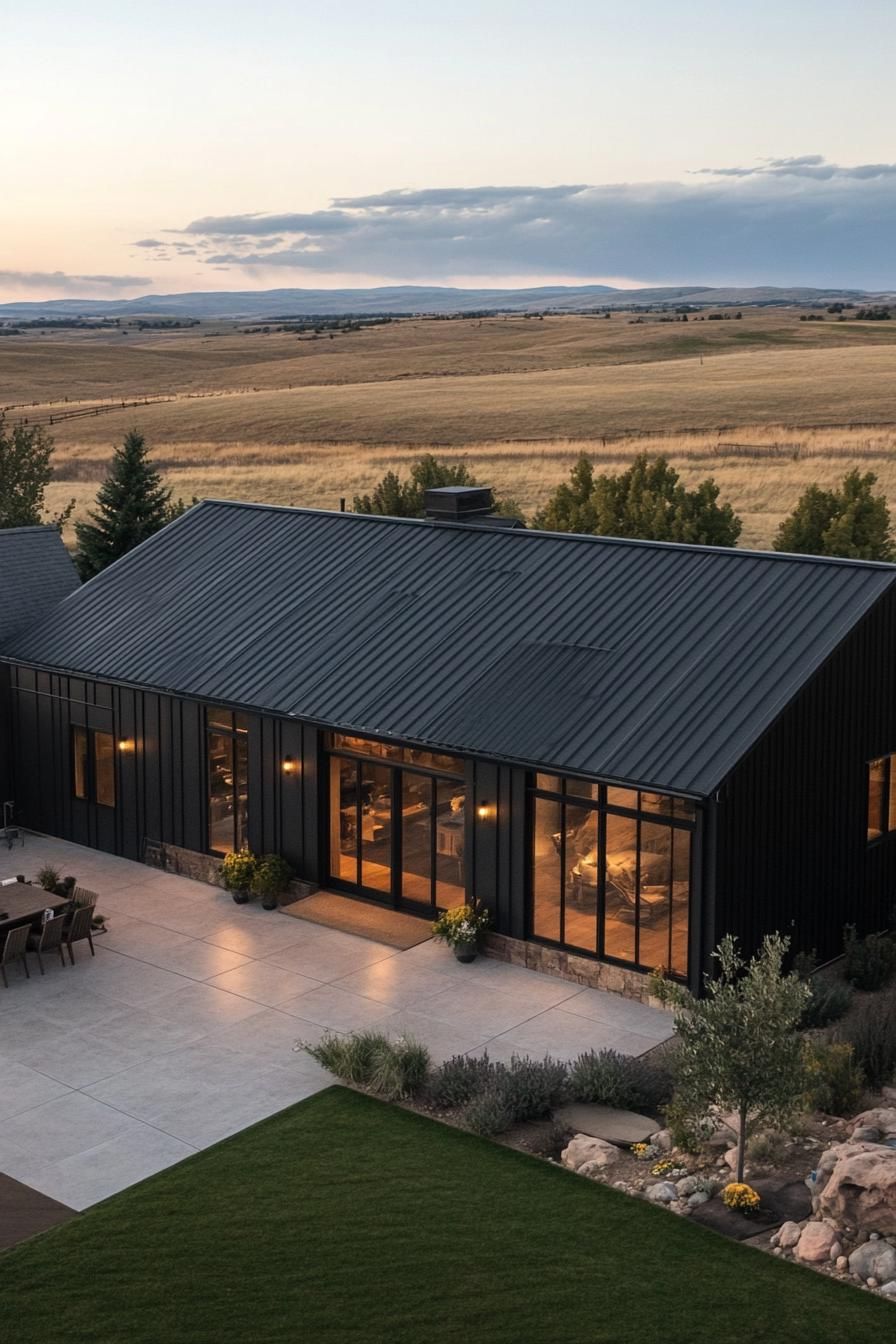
143, 840, 317, 903
483, 931, 672, 1011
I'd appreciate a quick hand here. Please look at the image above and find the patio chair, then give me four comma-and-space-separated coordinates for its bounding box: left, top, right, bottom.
63, 904, 96, 964
71, 886, 98, 909
27, 913, 68, 975
1, 924, 31, 987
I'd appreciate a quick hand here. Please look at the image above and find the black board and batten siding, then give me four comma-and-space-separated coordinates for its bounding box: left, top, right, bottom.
715, 584, 896, 967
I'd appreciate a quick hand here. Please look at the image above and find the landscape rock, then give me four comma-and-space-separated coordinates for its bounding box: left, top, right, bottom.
880, 1280, 896, 1297
850, 1108, 896, 1139
554, 1104, 656, 1146
848, 1241, 896, 1285
836, 1256, 848, 1271
851, 1127, 882, 1145
795, 1221, 839, 1263
687, 1190, 710, 1208
777, 1221, 803, 1250
650, 1128, 673, 1152
816, 1146, 896, 1237
676, 1175, 701, 1198
646, 1181, 678, 1203
561, 1134, 620, 1173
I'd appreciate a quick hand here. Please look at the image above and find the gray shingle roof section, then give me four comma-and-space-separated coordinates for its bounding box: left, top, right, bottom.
4, 501, 896, 796
0, 526, 80, 647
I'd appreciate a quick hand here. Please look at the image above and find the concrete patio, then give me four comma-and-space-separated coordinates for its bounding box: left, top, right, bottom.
0, 835, 673, 1211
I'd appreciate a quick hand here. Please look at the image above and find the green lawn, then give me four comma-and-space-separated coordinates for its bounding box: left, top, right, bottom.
1, 1087, 890, 1343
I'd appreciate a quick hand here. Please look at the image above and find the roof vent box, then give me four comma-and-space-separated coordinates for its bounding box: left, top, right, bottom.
424, 486, 494, 520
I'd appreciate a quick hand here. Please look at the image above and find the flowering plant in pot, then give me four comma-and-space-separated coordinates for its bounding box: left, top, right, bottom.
221, 849, 257, 903
250, 854, 292, 910
431, 904, 490, 963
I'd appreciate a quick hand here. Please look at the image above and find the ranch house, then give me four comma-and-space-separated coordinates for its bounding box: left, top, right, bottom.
2, 488, 895, 999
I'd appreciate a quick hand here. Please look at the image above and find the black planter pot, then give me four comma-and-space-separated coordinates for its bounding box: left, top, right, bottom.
261, 893, 278, 911
231, 889, 250, 904
453, 939, 478, 964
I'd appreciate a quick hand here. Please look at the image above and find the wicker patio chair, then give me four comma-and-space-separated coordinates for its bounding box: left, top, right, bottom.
1, 924, 31, 987
64, 904, 96, 964
27, 913, 68, 975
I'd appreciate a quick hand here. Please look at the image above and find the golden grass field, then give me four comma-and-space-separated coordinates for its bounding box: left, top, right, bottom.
3, 308, 896, 550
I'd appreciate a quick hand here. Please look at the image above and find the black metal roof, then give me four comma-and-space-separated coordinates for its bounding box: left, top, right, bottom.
0, 526, 80, 647
5, 501, 896, 796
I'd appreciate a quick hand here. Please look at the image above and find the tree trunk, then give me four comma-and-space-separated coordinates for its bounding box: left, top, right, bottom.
736, 1101, 748, 1183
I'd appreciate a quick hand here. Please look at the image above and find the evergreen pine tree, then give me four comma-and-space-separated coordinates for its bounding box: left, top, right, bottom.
75, 430, 171, 578
353, 454, 478, 517
774, 471, 893, 560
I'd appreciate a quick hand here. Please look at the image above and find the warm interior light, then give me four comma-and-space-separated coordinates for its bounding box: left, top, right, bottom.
282, 756, 296, 775
117, 739, 134, 752
477, 800, 491, 820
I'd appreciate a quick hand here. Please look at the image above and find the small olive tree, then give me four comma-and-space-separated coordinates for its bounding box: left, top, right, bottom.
651, 933, 810, 1182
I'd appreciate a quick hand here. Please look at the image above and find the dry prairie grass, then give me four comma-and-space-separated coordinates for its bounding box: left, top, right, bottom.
8, 311, 895, 552
45, 424, 896, 552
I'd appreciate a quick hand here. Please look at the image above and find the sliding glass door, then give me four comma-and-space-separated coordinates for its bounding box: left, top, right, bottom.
326, 735, 467, 913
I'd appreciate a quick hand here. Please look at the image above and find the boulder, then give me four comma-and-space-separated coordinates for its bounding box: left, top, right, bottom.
561, 1134, 620, 1173
777, 1221, 803, 1250
554, 1104, 656, 1146
795, 1221, 839, 1263
848, 1241, 896, 1285
850, 1108, 896, 1139
650, 1128, 673, 1153
880, 1281, 896, 1298
676, 1175, 701, 1198
646, 1181, 678, 1203
687, 1190, 710, 1208
816, 1146, 896, 1237
851, 1127, 882, 1145
722, 1148, 740, 1171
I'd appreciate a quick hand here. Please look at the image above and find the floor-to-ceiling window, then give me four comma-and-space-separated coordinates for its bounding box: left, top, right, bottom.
206, 707, 249, 854
530, 775, 693, 978
326, 733, 466, 912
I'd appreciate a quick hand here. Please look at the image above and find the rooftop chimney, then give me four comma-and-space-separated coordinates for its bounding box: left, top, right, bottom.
423, 486, 495, 521
423, 485, 526, 530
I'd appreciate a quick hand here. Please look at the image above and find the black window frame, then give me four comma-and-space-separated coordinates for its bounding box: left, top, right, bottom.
527, 773, 695, 980
205, 707, 250, 856
70, 725, 116, 808
867, 753, 896, 844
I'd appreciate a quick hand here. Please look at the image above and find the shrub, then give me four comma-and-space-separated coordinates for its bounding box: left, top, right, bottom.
462, 1088, 517, 1137
803, 1041, 865, 1115
35, 865, 61, 892
839, 987, 896, 1089
792, 949, 817, 981
431, 904, 490, 948
842, 925, 896, 991
429, 1053, 497, 1109
459, 1055, 569, 1136
568, 1049, 673, 1112
745, 1131, 789, 1167
304, 1030, 431, 1099
662, 1095, 717, 1153
250, 853, 292, 902
800, 978, 853, 1029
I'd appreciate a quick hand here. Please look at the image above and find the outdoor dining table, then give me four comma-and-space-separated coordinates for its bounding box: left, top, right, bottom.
0, 887, 70, 933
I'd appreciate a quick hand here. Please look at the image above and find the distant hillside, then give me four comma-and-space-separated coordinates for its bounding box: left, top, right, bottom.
0, 283, 884, 321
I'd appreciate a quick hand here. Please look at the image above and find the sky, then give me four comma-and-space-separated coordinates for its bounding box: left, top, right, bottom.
3, 0, 896, 301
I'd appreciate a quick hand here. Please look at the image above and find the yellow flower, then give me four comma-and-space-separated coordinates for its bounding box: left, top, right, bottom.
721, 1182, 760, 1212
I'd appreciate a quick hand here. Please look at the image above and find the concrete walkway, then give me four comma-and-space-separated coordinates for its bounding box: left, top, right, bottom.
0, 835, 673, 1210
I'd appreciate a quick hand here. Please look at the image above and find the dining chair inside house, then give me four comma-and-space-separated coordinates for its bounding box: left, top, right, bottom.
27, 912, 68, 975
1, 923, 31, 987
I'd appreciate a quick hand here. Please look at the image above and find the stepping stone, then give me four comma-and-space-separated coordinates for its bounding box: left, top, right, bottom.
554, 1103, 656, 1145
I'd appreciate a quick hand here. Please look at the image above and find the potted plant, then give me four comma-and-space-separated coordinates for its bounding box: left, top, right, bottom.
432, 903, 491, 963
251, 854, 292, 910
36, 865, 61, 892
221, 849, 257, 904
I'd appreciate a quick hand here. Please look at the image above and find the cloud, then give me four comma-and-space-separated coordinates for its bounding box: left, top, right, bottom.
0, 270, 151, 291
133, 238, 166, 248
157, 158, 896, 288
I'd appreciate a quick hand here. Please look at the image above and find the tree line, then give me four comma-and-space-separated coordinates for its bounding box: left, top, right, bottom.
1, 415, 893, 575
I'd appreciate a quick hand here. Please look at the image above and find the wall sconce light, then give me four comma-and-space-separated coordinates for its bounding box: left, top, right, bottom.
117, 738, 134, 752
477, 800, 491, 821
282, 756, 297, 775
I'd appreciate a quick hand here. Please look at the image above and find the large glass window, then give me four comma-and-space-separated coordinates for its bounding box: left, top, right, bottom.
530, 775, 694, 979
207, 708, 249, 854
71, 726, 115, 807
866, 755, 896, 842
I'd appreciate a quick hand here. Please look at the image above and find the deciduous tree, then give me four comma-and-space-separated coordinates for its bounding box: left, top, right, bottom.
0, 415, 73, 530
651, 934, 810, 1183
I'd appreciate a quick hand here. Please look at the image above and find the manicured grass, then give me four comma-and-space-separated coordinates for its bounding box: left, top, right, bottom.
1, 1087, 890, 1343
